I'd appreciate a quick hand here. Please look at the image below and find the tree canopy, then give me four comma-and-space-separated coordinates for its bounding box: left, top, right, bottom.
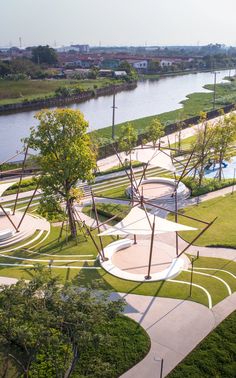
118, 123, 138, 155
0, 268, 125, 377
145, 118, 165, 147
28, 108, 96, 237
31, 45, 58, 65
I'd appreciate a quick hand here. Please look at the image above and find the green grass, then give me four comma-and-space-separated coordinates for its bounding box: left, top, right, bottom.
83, 203, 130, 225
94, 184, 129, 199
168, 193, 236, 248
91, 80, 236, 141
0, 78, 122, 105
0, 203, 235, 307
4, 178, 37, 195
168, 310, 236, 378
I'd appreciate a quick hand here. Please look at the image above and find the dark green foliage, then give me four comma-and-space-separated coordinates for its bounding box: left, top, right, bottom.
4, 178, 37, 195
168, 311, 236, 378
182, 176, 235, 197
0, 270, 150, 377
31, 45, 58, 65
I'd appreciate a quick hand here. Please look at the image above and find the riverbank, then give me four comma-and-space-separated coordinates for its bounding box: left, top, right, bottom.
92, 78, 236, 143
0, 79, 136, 114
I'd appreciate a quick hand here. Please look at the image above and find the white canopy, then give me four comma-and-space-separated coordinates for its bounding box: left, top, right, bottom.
130, 148, 175, 172
98, 207, 197, 236
0, 182, 16, 198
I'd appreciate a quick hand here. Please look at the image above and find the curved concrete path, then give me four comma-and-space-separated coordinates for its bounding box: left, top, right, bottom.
115, 292, 236, 377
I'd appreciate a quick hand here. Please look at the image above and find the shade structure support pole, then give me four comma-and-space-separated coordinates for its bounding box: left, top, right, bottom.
91, 191, 106, 261
13, 144, 29, 215
178, 217, 217, 257
17, 182, 39, 231
174, 179, 179, 257
134, 234, 137, 244
143, 199, 210, 225
112, 146, 132, 182
130, 155, 134, 206
145, 216, 155, 280
138, 163, 148, 187
0, 204, 18, 232
82, 221, 104, 260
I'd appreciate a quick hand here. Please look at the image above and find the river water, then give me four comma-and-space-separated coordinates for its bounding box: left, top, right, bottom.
0, 70, 229, 161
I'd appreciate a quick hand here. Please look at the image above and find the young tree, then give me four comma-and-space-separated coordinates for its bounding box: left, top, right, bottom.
211, 113, 236, 181
118, 123, 138, 155
191, 112, 214, 186
145, 118, 165, 147
28, 109, 96, 238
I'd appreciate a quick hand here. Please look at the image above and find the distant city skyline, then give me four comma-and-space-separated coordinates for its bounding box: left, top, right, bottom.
1, 0, 236, 48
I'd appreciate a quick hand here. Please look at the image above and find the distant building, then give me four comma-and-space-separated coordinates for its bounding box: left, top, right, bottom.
57, 44, 90, 53
113, 71, 127, 78
98, 69, 113, 77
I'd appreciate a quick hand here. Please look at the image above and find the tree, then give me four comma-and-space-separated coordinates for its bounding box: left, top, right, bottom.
211, 113, 236, 181
0, 268, 124, 377
32, 45, 58, 65
0, 61, 11, 77
147, 60, 160, 73
191, 112, 214, 186
145, 118, 165, 147
118, 123, 138, 155
28, 109, 96, 238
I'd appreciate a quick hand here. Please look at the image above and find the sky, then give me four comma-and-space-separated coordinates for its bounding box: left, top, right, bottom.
1, 0, 236, 48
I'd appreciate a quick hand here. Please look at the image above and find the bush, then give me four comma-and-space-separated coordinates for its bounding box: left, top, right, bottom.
182, 176, 235, 197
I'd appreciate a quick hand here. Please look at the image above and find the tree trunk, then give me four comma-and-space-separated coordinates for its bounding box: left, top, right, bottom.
66, 199, 77, 238
219, 158, 222, 182
64, 345, 78, 378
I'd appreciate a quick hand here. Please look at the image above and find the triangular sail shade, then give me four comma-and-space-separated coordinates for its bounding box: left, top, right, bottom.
130, 148, 175, 172
98, 207, 197, 236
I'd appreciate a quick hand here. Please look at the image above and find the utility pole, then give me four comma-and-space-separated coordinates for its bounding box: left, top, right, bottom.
213, 71, 217, 110
111, 90, 117, 139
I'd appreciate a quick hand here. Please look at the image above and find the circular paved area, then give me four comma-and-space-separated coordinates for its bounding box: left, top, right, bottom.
140, 182, 173, 199
112, 237, 190, 275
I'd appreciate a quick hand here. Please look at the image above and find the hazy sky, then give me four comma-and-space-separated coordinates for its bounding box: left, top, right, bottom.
1, 0, 236, 47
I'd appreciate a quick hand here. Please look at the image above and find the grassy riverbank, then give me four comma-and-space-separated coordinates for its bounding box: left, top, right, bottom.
92, 79, 236, 141
0, 78, 122, 106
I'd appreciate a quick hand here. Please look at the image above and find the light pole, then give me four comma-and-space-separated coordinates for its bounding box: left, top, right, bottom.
111, 90, 117, 139
212, 71, 220, 110
213, 71, 217, 110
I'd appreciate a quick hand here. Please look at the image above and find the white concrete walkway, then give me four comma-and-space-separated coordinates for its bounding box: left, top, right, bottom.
118, 292, 236, 377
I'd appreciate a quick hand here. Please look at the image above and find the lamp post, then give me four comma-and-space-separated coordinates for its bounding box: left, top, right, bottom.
212, 71, 220, 110
111, 90, 117, 139
213, 71, 217, 110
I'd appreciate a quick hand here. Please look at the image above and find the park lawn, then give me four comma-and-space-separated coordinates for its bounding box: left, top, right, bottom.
91, 80, 236, 140
83, 203, 130, 224
94, 184, 129, 199
168, 310, 236, 378
0, 315, 150, 378
1, 241, 235, 306
0, 78, 120, 105
168, 193, 236, 248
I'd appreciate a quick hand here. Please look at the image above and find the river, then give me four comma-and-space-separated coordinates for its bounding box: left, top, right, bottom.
0, 70, 229, 161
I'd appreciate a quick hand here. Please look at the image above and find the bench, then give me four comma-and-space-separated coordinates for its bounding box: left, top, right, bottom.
0, 229, 15, 241
0, 208, 12, 216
